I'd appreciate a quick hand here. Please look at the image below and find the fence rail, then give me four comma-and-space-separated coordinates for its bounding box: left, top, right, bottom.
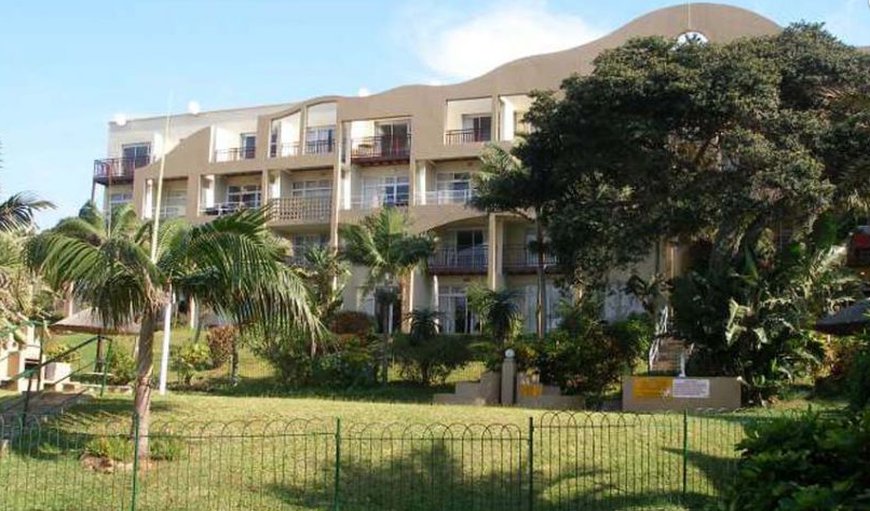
0, 409, 804, 511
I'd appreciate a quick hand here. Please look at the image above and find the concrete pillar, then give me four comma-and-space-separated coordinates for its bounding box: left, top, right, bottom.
501, 349, 517, 406
488, 214, 498, 290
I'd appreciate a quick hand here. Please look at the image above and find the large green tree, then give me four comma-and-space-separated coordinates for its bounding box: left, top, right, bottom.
516, 24, 870, 400
339, 207, 434, 380
28, 206, 318, 457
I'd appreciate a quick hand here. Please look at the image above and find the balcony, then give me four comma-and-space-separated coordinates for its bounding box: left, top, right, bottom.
444, 128, 491, 145
417, 188, 476, 206
351, 135, 411, 165
270, 142, 300, 158
269, 196, 332, 223
93, 156, 151, 185
214, 146, 256, 162
503, 244, 559, 274
428, 246, 488, 275
305, 139, 335, 155
351, 191, 410, 210
200, 201, 260, 217
158, 205, 186, 219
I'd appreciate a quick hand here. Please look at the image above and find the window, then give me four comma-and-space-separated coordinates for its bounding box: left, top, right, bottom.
305, 126, 335, 154
291, 179, 331, 198
226, 184, 261, 208
461, 115, 491, 142
239, 133, 256, 159
513, 111, 532, 136
362, 175, 409, 207
108, 192, 132, 209
518, 284, 566, 333
269, 125, 279, 157
375, 121, 410, 156
160, 189, 187, 218
438, 286, 480, 334
291, 233, 328, 256
452, 229, 486, 268
122, 143, 151, 170
435, 172, 473, 203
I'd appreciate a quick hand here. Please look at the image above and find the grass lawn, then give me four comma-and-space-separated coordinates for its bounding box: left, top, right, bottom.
0, 391, 778, 511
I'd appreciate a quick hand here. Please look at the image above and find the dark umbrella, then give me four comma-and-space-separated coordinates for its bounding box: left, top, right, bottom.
815, 300, 870, 336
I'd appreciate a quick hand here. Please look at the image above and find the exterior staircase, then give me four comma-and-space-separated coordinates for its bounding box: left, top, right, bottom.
649, 336, 688, 374
1, 389, 91, 433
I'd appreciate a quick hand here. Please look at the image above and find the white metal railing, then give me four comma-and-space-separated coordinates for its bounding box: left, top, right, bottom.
349, 192, 410, 210
270, 196, 332, 222
199, 201, 260, 217
158, 206, 186, 219
416, 188, 476, 205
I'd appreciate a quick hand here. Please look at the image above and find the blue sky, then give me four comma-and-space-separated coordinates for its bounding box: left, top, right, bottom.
1, 0, 868, 228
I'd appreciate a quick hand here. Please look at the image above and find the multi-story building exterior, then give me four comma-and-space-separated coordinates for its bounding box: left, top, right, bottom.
91, 4, 784, 331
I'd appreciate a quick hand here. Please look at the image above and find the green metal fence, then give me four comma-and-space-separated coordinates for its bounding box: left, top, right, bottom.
0, 410, 789, 510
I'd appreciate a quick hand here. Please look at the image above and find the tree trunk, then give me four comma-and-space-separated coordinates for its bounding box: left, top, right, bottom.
535, 217, 546, 341
230, 339, 240, 386
133, 309, 157, 460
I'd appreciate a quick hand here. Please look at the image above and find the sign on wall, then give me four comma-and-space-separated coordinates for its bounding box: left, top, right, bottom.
632, 377, 712, 399
671, 378, 710, 399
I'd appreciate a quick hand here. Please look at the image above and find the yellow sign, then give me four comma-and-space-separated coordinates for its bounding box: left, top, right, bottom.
519, 383, 543, 398
632, 377, 673, 399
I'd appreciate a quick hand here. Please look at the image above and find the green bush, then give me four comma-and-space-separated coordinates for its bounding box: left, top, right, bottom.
534, 329, 629, 402
312, 335, 378, 388
848, 347, 870, 411
247, 327, 312, 385
205, 325, 237, 369
170, 343, 212, 385
605, 313, 654, 371
150, 436, 186, 461
84, 436, 133, 462
42, 342, 81, 365
106, 349, 136, 386
724, 410, 870, 510
393, 334, 472, 385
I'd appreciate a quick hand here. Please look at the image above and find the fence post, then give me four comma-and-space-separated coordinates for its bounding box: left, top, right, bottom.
333, 417, 341, 511
131, 413, 140, 511
100, 340, 112, 398
528, 416, 534, 511
682, 410, 688, 500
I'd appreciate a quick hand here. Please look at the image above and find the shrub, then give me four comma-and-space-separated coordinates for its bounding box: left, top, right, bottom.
106, 349, 136, 386
724, 410, 870, 510
393, 334, 472, 385
205, 326, 237, 369
847, 347, 870, 411
247, 327, 312, 385
42, 342, 82, 365
170, 343, 212, 385
312, 335, 378, 388
150, 436, 186, 461
84, 436, 133, 462
329, 311, 375, 336
605, 313, 654, 371
534, 329, 628, 402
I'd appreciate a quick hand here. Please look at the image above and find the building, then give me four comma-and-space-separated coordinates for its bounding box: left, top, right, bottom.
90, 4, 783, 332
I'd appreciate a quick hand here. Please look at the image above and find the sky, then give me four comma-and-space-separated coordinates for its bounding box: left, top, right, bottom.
1, 0, 868, 229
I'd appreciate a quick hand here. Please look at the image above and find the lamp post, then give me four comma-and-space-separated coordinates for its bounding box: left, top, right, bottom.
156, 97, 200, 396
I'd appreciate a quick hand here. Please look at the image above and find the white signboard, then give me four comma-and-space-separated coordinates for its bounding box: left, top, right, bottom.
671, 378, 710, 399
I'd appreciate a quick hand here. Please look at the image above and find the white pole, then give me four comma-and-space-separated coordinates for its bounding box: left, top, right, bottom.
154, 94, 173, 395
158, 287, 173, 395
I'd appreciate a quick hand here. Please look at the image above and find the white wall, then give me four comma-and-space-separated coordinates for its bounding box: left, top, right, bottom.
306, 103, 337, 127
445, 97, 492, 132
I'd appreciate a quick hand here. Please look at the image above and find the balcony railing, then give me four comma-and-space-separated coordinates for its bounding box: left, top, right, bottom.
417, 188, 476, 205
428, 246, 488, 274
200, 201, 260, 217
503, 244, 559, 273
93, 156, 151, 184
158, 206, 186, 219
270, 142, 300, 158
350, 192, 410, 210
444, 128, 491, 145
305, 139, 335, 155
350, 135, 412, 163
270, 196, 332, 223
214, 146, 256, 162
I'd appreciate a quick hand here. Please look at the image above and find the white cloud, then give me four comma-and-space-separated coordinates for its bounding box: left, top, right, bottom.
402, 0, 604, 80
357, 87, 371, 97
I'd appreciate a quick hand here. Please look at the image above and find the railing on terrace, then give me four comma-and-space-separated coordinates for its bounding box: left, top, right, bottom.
157, 206, 186, 219
417, 188, 476, 205
270, 141, 300, 158
269, 196, 332, 222
444, 128, 491, 145
200, 201, 260, 217
350, 135, 412, 162
304, 139, 335, 155
0, 409, 812, 511
428, 245, 488, 274
502, 244, 559, 273
350, 192, 410, 209
213, 146, 256, 162
93, 156, 151, 183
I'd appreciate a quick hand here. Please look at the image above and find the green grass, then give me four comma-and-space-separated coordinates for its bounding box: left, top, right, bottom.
0, 391, 786, 511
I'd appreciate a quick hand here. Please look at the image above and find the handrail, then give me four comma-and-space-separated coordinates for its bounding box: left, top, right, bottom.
4, 335, 114, 421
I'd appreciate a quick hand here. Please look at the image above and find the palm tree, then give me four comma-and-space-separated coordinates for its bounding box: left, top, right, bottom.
0, 193, 54, 233
339, 207, 434, 380
297, 245, 350, 356
27, 206, 318, 458
468, 286, 521, 347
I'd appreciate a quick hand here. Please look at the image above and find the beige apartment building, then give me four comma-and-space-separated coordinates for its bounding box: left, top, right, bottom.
91, 4, 783, 332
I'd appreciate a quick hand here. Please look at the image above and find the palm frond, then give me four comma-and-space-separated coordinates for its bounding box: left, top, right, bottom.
0, 193, 54, 232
